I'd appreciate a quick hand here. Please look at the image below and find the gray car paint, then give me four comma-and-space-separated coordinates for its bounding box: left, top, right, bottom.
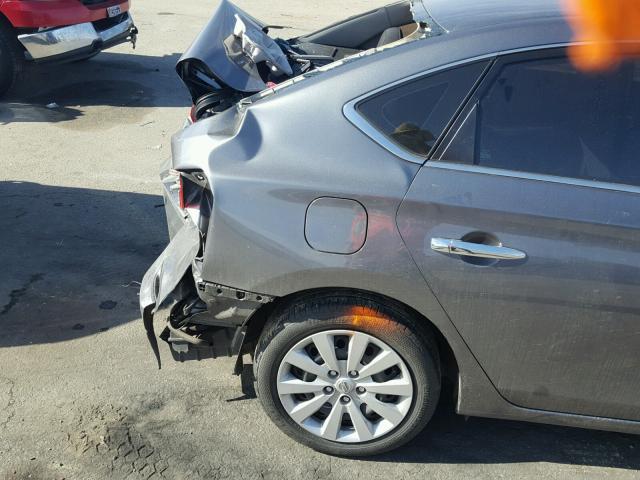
143, 0, 640, 435
397, 49, 640, 422
399, 160, 640, 422
305, 197, 368, 255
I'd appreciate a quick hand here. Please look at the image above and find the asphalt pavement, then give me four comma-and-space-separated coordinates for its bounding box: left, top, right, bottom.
0, 1, 639, 479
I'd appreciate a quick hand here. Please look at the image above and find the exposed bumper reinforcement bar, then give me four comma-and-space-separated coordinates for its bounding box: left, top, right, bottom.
18, 13, 137, 62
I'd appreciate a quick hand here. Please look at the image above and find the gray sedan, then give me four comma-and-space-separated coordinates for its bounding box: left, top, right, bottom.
141, 0, 640, 456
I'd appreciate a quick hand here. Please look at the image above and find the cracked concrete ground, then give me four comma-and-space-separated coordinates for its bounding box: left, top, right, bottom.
1, 1, 639, 479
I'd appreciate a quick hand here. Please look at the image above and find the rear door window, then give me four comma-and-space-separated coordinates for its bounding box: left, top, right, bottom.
437, 51, 640, 187
356, 61, 489, 157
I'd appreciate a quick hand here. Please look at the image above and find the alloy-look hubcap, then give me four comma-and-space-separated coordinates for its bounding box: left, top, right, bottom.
276, 330, 414, 443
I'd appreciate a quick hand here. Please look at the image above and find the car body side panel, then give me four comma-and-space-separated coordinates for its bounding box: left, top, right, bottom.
167, 31, 517, 394
169, 41, 508, 425
163, 16, 640, 433
398, 163, 640, 421
169, 23, 573, 298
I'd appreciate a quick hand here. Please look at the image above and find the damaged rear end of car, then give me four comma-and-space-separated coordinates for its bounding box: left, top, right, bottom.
138, 0, 640, 458
140, 163, 274, 371
141, 0, 441, 371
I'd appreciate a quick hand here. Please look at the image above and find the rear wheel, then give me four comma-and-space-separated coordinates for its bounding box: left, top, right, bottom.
255, 292, 441, 456
0, 18, 22, 98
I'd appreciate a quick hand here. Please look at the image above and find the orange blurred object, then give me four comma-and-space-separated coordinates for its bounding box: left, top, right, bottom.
347, 305, 399, 331
564, 0, 640, 71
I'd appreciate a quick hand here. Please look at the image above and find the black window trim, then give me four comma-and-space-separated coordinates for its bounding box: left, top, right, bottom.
431, 45, 640, 193
342, 43, 574, 164
432, 47, 569, 163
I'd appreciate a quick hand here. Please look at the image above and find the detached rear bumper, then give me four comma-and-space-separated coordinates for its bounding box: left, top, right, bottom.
139, 220, 201, 367
17, 12, 137, 63
140, 181, 274, 369
139, 221, 201, 320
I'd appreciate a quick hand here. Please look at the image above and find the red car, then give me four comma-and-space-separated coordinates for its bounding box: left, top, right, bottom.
0, 0, 137, 97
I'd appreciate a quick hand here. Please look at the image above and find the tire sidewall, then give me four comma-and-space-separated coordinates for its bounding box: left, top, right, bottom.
256, 310, 440, 456
0, 20, 20, 97
0, 38, 14, 94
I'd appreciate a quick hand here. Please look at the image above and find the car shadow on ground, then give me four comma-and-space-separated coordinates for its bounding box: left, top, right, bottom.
0, 181, 166, 346
0, 51, 189, 124
367, 389, 640, 470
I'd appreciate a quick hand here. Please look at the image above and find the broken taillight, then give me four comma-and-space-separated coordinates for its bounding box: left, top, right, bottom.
178, 172, 207, 210
177, 171, 213, 234
188, 105, 197, 124
178, 174, 186, 210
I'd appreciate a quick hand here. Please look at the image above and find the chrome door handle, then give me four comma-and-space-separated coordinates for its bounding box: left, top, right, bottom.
431, 238, 526, 261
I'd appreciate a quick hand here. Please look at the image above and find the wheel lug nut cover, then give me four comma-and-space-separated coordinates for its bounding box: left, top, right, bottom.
349, 370, 359, 378
328, 370, 338, 377
341, 395, 351, 404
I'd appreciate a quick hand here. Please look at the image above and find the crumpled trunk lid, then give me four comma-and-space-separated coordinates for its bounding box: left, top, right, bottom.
176, 0, 293, 103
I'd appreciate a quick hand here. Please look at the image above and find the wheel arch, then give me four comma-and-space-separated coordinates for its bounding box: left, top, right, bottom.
244, 287, 460, 387
0, 9, 23, 98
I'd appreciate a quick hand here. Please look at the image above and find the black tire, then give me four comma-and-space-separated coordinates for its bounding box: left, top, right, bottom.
0, 17, 22, 98
254, 291, 441, 457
